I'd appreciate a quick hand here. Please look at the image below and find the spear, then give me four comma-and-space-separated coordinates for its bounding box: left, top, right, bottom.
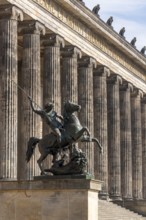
11, 79, 42, 110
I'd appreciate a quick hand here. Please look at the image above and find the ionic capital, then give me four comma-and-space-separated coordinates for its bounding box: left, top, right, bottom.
107, 74, 122, 85
79, 56, 97, 68
19, 20, 45, 35
61, 45, 82, 58
42, 34, 65, 47
94, 65, 110, 77
0, 5, 23, 21
131, 87, 143, 98
120, 81, 133, 92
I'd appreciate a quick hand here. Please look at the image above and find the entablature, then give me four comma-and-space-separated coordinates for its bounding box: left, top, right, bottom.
5, 0, 146, 90
30, 0, 146, 77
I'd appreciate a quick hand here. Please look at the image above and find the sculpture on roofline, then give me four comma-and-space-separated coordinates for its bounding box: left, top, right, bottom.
141, 46, 146, 55
26, 99, 102, 176
130, 37, 137, 47
106, 16, 113, 27
92, 4, 100, 17
119, 27, 125, 38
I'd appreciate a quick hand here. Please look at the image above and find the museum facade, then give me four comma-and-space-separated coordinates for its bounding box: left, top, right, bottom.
0, 0, 146, 216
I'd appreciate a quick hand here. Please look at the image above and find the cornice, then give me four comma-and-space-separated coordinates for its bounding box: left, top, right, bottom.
57, 0, 146, 68
38, 0, 146, 76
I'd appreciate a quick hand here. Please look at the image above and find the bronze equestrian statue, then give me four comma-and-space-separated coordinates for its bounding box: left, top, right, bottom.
26, 100, 102, 175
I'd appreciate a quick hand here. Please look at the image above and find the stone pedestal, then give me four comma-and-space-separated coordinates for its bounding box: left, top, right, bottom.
0, 177, 102, 220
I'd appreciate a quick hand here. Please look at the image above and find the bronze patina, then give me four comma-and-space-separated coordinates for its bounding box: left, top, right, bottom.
26, 100, 102, 175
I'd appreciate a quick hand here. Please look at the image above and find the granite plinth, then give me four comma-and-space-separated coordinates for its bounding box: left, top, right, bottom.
0, 177, 102, 220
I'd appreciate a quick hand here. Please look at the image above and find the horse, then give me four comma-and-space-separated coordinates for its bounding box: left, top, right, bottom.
26, 101, 102, 175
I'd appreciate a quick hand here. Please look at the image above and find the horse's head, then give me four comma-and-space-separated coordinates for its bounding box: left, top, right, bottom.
63, 101, 81, 115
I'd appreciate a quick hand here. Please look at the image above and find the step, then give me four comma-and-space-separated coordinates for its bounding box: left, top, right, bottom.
99, 200, 146, 220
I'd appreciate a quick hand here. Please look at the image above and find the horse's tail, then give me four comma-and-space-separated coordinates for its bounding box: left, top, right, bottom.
26, 137, 40, 163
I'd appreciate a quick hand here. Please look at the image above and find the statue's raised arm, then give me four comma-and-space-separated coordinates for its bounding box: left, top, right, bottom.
28, 96, 45, 116
28, 97, 63, 144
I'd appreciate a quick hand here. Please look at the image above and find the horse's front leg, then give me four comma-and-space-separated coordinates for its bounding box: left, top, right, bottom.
80, 135, 103, 153
74, 127, 90, 141
84, 127, 90, 137
92, 137, 103, 153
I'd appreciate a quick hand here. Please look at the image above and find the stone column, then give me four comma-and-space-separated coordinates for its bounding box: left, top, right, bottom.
93, 66, 110, 199
41, 34, 64, 169
42, 34, 64, 134
131, 88, 143, 199
78, 56, 96, 176
120, 82, 133, 200
107, 74, 122, 200
61, 45, 82, 103
0, 5, 23, 180
142, 95, 146, 199
18, 21, 45, 180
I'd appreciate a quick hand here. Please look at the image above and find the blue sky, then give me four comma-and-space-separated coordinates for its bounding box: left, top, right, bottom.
83, 0, 146, 51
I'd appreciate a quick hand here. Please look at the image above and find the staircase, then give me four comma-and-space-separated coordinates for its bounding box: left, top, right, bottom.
99, 200, 146, 220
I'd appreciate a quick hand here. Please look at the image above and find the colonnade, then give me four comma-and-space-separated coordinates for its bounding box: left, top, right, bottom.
0, 4, 146, 201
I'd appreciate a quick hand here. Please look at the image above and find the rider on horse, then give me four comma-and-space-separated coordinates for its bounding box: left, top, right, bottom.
28, 97, 64, 143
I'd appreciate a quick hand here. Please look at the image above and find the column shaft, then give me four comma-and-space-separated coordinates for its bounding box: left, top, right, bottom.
42, 34, 64, 169
142, 96, 146, 199
43, 34, 64, 134
107, 75, 122, 200
62, 46, 82, 103
44, 47, 60, 111
18, 21, 45, 180
0, 6, 23, 179
93, 66, 110, 198
120, 82, 133, 199
131, 89, 143, 199
78, 57, 96, 175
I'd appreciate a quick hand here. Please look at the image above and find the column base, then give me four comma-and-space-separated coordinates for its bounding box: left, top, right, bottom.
109, 195, 122, 201
0, 176, 102, 220
133, 197, 143, 201
123, 197, 133, 201
99, 191, 109, 200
